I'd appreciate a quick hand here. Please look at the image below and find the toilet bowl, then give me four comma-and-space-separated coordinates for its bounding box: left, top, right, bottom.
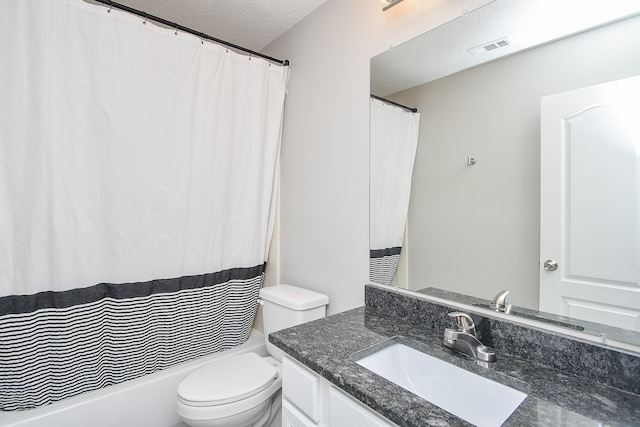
176, 285, 329, 427
177, 353, 282, 427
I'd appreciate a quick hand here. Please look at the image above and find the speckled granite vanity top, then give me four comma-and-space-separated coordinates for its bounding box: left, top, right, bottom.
269, 285, 640, 426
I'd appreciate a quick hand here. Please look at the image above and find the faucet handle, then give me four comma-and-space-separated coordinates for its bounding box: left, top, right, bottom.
490, 290, 513, 314
447, 312, 476, 336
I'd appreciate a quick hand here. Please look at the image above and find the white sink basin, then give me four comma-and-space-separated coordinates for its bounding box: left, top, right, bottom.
355, 342, 527, 427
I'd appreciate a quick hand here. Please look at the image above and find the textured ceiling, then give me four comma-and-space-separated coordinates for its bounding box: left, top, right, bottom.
102, 0, 327, 51
372, 0, 640, 96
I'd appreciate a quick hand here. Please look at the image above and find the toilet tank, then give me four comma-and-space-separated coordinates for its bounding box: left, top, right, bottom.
259, 284, 329, 360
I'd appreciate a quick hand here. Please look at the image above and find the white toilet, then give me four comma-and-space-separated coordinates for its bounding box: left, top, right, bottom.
176, 285, 329, 427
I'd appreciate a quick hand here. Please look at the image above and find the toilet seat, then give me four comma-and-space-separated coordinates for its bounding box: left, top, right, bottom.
177, 353, 282, 424
178, 353, 279, 407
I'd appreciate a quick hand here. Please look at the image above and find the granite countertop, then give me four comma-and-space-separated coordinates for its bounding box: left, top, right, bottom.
269, 306, 640, 427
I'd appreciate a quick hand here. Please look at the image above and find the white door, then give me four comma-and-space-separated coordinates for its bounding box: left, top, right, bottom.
539, 75, 640, 331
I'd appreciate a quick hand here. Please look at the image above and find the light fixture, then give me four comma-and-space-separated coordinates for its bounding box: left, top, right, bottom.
380, 0, 404, 11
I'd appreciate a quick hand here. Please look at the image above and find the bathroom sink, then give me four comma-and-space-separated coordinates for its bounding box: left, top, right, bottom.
354, 342, 527, 427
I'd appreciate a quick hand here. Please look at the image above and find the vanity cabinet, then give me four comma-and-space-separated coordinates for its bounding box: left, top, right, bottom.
281, 356, 396, 427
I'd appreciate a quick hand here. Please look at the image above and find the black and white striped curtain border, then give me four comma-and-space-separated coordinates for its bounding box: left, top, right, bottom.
0, 271, 264, 411
370, 247, 402, 259
369, 247, 402, 285
0, 263, 266, 315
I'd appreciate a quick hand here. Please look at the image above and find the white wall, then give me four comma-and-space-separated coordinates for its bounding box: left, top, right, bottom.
390, 15, 640, 309
261, 0, 492, 315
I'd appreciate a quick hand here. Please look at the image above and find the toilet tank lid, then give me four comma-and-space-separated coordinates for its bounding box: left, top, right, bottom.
259, 285, 329, 310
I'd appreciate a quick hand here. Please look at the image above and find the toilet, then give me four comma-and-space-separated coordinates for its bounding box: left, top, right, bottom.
176, 284, 329, 427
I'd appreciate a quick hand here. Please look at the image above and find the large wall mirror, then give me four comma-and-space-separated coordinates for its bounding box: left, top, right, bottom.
369, 0, 640, 349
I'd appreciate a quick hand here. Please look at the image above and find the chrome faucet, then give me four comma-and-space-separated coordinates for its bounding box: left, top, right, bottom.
490, 290, 513, 314
443, 312, 496, 362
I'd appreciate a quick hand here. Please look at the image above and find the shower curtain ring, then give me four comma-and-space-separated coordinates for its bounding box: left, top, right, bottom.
107, 1, 112, 13
143, 13, 148, 25
174, 23, 178, 36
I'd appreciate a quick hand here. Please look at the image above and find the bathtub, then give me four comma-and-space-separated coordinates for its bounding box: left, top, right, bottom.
0, 330, 268, 427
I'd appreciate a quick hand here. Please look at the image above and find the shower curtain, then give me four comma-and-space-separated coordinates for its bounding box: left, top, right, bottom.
0, 0, 288, 411
369, 97, 420, 285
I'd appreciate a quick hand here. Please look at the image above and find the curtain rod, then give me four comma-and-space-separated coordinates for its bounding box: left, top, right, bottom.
370, 94, 418, 113
91, 0, 290, 66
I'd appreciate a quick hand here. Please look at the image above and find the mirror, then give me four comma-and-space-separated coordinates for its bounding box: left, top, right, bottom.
369, 0, 640, 348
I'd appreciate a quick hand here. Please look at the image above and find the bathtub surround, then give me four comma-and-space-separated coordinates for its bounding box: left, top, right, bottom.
0, 0, 288, 411
270, 285, 640, 426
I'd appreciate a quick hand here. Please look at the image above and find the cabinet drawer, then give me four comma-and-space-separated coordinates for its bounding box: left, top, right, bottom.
282, 356, 320, 422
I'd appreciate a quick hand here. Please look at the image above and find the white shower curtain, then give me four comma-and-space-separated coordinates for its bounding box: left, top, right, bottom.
0, 0, 288, 410
0, 0, 286, 296
369, 97, 420, 285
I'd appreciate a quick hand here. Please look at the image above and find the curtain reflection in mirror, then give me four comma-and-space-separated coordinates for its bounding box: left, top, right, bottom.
369, 97, 420, 285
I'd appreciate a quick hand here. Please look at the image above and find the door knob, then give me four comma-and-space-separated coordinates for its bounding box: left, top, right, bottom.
543, 260, 558, 271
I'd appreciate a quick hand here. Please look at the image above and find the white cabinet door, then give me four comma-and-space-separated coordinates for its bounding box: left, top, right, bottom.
282, 357, 321, 423
282, 399, 318, 427
539, 75, 640, 331
329, 387, 395, 427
